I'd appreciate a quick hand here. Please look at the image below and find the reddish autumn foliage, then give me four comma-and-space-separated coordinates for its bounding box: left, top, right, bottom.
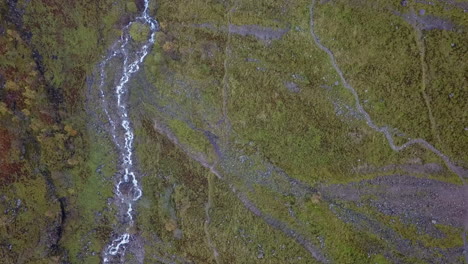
0, 128, 24, 184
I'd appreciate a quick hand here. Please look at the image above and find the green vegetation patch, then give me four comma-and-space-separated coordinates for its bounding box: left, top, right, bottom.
168, 118, 212, 155
129, 22, 151, 43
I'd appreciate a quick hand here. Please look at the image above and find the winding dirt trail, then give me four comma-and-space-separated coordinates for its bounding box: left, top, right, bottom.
152, 120, 329, 263
220, 1, 237, 140
309, 0, 468, 260
203, 172, 220, 264
309, 0, 467, 182
413, 22, 441, 146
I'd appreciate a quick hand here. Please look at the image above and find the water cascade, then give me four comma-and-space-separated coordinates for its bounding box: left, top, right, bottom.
96, 0, 158, 262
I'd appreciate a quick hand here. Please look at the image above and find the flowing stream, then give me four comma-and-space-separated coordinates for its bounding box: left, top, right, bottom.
96, 0, 158, 262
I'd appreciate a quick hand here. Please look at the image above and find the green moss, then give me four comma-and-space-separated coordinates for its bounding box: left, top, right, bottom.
134, 0, 467, 260
168, 118, 212, 154
1, 1, 131, 261
135, 120, 212, 262
129, 22, 151, 43
372, 254, 391, 264
0, 174, 61, 262
314, 0, 467, 165
57, 125, 117, 262
23, 0, 127, 111
3, 0, 464, 261
126, 1, 138, 13
209, 179, 317, 263
344, 200, 464, 262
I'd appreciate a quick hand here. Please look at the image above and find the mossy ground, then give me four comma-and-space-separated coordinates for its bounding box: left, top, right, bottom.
135, 119, 321, 263
0, 0, 466, 263
0, 0, 138, 262
132, 0, 467, 263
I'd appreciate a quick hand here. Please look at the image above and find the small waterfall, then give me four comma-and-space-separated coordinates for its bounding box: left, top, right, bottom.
96, 0, 158, 262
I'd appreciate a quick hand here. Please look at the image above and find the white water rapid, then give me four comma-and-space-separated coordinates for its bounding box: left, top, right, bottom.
96, 0, 158, 262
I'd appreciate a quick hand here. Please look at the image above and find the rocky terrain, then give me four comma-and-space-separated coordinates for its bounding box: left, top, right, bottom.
0, 0, 467, 263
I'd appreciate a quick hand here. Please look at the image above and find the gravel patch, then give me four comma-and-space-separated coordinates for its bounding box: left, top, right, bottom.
284, 81, 301, 93
394, 10, 456, 31
329, 203, 465, 263
321, 175, 467, 228
195, 23, 289, 42
353, 162, 445, 175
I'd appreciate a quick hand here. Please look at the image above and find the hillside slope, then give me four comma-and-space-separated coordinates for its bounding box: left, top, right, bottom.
1, 0, 467, 263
